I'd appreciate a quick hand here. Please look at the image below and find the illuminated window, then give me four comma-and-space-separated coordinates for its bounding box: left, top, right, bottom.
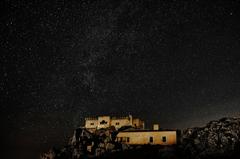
149, 137, 153, 143
162, 136, 167, 142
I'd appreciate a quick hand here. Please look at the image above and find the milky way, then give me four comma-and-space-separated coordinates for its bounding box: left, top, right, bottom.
1, 0, 240, 156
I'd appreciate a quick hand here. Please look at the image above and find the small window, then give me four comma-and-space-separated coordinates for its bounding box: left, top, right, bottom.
100, 120, 108, 125
116, 122, 120, 125
149, 137, 153, 143
90, 123, 94, 125
162, 136, 167, 142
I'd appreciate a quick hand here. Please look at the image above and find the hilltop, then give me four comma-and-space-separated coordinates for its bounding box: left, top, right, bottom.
40, 117, 240, 159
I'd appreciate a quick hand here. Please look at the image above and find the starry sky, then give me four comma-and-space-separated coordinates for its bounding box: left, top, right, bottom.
1, 0, 240, 157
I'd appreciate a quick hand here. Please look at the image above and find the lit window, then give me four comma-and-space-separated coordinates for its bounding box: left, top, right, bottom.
162, 136, 167, 142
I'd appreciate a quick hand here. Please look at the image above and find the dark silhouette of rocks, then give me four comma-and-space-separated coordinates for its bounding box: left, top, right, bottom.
181, 117, 240, 159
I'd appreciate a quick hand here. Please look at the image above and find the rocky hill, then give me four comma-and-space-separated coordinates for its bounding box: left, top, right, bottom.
40, 117, 240, 159
181, 117, 240, 159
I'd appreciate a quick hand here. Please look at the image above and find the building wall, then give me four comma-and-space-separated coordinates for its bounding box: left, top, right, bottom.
97, 116, 111, 129
85, 115, 144, 130
132, 118, 145, 129
85, 119, 98, 129
116, 131, 177, 145
111, 118, 131, 129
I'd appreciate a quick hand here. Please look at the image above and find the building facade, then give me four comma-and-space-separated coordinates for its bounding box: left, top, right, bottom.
85, 115, 144, 131
116, 130, 177, 145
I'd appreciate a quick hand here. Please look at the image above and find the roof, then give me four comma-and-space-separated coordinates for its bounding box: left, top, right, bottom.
119, 129, 178, 133
85, 115, 137, 120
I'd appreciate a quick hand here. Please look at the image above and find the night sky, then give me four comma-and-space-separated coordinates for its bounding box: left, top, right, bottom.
1, 0, 240, 157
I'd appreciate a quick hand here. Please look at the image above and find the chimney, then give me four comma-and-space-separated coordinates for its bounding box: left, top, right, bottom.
153, 124, 159, 130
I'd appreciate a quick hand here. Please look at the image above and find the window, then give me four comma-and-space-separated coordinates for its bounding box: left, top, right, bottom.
117, 137, 129, 143
90, 123, 94, 125
162, 136, 167, 142
100, 120, 108, 125
116, 122, 119, 125
149, 137, 153, 143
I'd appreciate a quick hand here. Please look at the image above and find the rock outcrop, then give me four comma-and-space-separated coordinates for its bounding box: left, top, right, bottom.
40, 126, 132, 159
181, 117, 240, 158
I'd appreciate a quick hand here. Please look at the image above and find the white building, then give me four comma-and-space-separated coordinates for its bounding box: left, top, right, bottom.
116, 130, 178, 145
84, 115, 144, 131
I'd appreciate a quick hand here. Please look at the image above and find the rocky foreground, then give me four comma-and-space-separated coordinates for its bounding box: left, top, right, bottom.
40, 117, 240, 159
